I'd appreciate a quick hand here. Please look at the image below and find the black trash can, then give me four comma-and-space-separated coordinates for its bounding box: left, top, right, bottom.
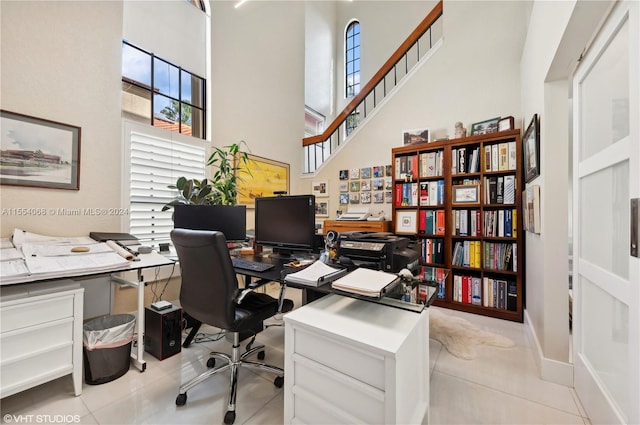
83, 314, 136, 385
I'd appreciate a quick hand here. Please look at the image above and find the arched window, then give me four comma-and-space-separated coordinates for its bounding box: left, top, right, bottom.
345, 20, 360, 98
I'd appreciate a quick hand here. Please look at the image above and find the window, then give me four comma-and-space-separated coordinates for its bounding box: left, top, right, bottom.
345, 20, 360, 98
121, 41, 206, 139
128, 128, 206, 246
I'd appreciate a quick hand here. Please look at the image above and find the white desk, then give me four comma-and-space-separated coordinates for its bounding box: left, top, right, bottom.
283, 294, 430, 424
0, 250, 175, 399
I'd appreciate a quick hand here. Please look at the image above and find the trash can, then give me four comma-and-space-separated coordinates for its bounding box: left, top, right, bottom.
83, 314, 136, 385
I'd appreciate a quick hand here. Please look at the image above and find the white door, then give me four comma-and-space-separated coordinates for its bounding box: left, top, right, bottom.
572, 1, 639, 424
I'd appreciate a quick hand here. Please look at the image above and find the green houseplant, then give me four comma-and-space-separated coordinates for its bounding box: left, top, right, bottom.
163, 142, 250, 210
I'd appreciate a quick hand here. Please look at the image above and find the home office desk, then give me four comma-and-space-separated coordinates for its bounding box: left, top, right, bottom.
0, 251, 175, 398
230, 254, 439, 424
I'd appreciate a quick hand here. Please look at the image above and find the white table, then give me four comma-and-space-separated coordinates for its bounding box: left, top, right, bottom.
283, 293, 430, 424
0, 250, 175, 399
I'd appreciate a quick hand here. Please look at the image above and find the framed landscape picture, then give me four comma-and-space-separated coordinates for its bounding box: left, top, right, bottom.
523, 114, 540, 183
0, 110, 81, 190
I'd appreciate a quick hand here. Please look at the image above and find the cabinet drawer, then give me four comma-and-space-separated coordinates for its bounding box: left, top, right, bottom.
1, 318, 73, 362
292, 356, 384, 423
293, 327, 385, 390
0, 344, 72, 394
1, 295, 74, 332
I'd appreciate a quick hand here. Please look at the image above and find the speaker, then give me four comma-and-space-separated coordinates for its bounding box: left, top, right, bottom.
145, 305, 182, 360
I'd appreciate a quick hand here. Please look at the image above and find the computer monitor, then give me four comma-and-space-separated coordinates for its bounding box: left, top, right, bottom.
254, 195, 316, 258
173, 204, 247, 241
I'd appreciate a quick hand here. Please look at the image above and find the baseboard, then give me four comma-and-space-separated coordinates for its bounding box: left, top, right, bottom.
524, 309, 574, 387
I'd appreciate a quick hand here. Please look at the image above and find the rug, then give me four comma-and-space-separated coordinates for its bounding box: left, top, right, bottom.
429, 308, 515, 360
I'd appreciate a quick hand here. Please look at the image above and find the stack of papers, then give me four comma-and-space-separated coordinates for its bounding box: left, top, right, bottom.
284, 260, 347, 287
331, 267, 400, 298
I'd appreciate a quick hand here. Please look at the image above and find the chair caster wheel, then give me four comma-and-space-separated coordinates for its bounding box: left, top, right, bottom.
224, 410, 236, 424
176, 393, 187, 406
274, 376, 284, 388
206, 358, 216, 368
257, 350, 265, 360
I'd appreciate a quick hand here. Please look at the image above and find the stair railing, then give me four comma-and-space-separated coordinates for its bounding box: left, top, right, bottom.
303, 0, 443, 174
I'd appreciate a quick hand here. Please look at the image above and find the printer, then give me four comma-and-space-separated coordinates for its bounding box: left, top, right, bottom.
336, 232, 421, 273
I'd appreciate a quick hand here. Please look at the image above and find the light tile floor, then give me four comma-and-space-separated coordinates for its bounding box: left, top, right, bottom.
1, 288, 590, 425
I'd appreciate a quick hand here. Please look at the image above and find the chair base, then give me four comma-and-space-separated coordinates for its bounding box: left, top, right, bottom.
176, 332, 283, 425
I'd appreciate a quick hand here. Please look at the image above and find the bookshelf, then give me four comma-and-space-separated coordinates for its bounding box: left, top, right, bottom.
391, 129, 523, 322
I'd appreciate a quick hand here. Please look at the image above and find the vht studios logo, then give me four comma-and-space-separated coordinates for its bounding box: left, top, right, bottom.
3, 414, 81, 423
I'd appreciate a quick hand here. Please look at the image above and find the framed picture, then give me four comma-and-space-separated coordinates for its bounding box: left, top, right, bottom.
523, 114, 540, 183
339, 193, 349, 204
360, 180, 371, 191
384, 191, 393, 203
372, 178, 384, 190
395, 210, 418, 234
339, 182, 348, 192
350, 168, 360, 179
452, 184, 480, 205
360, 192, 371, 204
349, 193, 360, 204
1, 110, 81, 190
315, 200, 329, 217
385, 165, 392, 176
236, 154, 289, 207
372, 166, 384, 178
339, 169, 349, 180
403, 128, 430, 145
471, 117, 500, 136
498, 116, 514, 132
360, 167, 372, 179
373, 192, 384, 203
312, 180, 329, 197
349, 181, 360, 192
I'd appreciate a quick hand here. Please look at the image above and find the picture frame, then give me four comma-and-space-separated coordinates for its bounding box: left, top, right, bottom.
471, 117, 500, 136
312, 180, 329, 197
360, 180, 371, 191
1, 110, 81, 190
339, 182, 348, 192
403, 128, 430, 145
236, 153, 289, 207
339, 193, 349, 205
523, 114, 540, 183
360, 192, 371, 204
395, 210, 418, 234
498, 116, 514, 132
339, 169, 349, 180
452, 184, 480, 205
360, 167, 372, 179
315, 200, 329, 217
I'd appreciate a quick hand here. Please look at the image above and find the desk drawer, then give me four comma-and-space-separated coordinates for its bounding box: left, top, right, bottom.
293, 327, 385, 390
292, 355, 384, 423
1, 295, 74, 333
0, 344, 72, 394
1, 318, 73, 362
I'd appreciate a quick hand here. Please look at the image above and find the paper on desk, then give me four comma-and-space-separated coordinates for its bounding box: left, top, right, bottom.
331, 267, 400, 297
0, 259, 30, 277
0, 248, 24, 262
24, 251, 130, 276
284, 260, 347, 287
21, 242, 112, 257
12, 228, 95, 249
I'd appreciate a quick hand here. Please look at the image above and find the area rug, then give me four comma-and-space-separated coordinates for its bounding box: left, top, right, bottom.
429, 308, 515, 360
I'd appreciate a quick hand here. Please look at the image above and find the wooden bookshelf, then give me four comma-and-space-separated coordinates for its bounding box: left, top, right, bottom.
391, 129, 524, 322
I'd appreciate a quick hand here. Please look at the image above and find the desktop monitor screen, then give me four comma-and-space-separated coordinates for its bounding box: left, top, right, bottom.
254, 195, 316, 257
173, 204, 247, 241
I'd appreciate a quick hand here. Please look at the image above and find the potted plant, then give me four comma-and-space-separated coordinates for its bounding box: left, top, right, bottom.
163, 141, 251, 210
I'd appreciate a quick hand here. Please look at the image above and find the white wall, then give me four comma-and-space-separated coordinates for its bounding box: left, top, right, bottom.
332, 1, 437, 115
210, 1, 306, 227
306, 0, 528, 222
305, 1, 337, 121
0, 1, 124, 238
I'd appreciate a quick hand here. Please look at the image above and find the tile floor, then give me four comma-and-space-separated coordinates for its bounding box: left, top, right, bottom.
1, 288, 590, 425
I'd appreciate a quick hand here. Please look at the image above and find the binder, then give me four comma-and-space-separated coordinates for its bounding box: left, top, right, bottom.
283, 261, 348, 287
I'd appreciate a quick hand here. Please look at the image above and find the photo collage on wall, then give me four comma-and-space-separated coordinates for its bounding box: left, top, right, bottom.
338, 165, 393, 206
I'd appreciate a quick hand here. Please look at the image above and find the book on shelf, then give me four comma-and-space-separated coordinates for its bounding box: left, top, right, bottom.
283, 260, 348, 287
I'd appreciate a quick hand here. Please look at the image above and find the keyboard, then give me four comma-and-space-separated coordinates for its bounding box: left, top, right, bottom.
232, 258, 275, 272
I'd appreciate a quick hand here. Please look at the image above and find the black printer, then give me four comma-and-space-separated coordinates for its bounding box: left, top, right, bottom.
336, 232, 421, 273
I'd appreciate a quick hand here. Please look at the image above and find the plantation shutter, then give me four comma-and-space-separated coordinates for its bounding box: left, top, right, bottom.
129, 131, 205, 246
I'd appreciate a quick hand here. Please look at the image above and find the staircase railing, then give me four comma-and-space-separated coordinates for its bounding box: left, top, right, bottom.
303, 0, 443, 174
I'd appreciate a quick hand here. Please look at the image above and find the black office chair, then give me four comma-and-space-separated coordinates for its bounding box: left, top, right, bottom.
170, 228, 293, 425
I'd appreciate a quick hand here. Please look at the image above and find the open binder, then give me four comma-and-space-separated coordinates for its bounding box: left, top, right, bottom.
283, 260, 348, 287
331, 267, 400, 298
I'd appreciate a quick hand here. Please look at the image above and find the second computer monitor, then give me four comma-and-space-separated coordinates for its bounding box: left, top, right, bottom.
172, 204, 247, 241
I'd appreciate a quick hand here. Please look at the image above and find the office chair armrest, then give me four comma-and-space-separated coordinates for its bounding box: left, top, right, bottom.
236, 288, 255, 304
